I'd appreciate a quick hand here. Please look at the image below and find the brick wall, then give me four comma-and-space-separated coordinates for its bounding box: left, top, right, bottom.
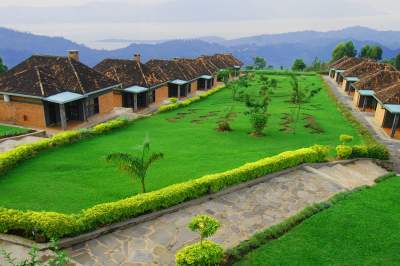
0, 97, 46, 128
155, 86, 168, 103
98, 91, 115, 114
113, 91, 123, 107
352, 90, 360, 108
342, 80, 348, 91
191, 80, 198, 94
374, 103, 386, 127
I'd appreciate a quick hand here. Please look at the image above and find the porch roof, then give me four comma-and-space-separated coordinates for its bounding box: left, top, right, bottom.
169, 79, 188, 85
384, 104, 400, 114
124, 85, 149, 94
345, 77, 360, 82
44, 91, 85, 104
335, 70, 345, 73
359, 90, 375, 96
199, 75, 213, 80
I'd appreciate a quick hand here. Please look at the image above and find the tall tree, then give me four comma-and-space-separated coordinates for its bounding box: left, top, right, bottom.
332, 41, 357, 61
360, 45, 383, 60
396, 54, 400, 70
106, 138, 163, 193
253, 56, 267, 70
292, 59, 306, 72
360, 45, 371, 58
0, 56, 7, 74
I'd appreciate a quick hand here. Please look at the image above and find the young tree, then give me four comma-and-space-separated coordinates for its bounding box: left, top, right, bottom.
253, 56, 267, 70
332, 41, 357, 61
361, 45, 383, 60
244, 74, 277, 136
292, 59, 307, 72
107, 138, 163, 193
217, 69, 232, 84
395, 54, 400, 70
289, 74, 321, 134
0, 56, 7, 74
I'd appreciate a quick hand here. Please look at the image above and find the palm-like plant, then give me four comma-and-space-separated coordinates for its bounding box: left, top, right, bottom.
106, 139, 163, 193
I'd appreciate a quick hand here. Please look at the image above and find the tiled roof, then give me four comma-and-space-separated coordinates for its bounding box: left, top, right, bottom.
352, 71, 400, 91
145, 59, 196, 81
0, 55, 119, 97
330, 56, 350, 68
374, 83, 400, 104
94, 59, 167, 88
343, 60, 396, 79
334, 57, 364, 70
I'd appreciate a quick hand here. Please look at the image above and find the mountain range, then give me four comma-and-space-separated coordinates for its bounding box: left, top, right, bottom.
1, 26, 400, 69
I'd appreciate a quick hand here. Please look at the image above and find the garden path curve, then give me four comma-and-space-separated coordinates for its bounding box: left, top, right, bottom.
65, 159, 387, 266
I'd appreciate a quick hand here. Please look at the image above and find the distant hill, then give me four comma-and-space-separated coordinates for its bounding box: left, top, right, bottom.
0, 26, 399, 69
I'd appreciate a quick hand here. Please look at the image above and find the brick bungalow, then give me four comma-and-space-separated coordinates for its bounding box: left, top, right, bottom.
373, 83, 400, 138
340, 60, 396, 94
0, 51, 120, 130
94, 54, 169, 110
332, 57, 364, 85
352, 71, 400, 112
329, 56, 350, 78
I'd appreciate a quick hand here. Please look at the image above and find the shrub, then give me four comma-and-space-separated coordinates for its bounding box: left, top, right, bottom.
170, 97, 178, 103
0, 146, 327, 240
350, 144, 389, 160
188, 215, 220, 243
176, 240, 224, 266
336, 145, 352, 159
340, 134, 353, 144
249, 112, 267, 136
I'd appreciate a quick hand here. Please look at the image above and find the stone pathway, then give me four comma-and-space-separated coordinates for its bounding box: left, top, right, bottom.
323, 76, 400, 173
65, 160, 387, 266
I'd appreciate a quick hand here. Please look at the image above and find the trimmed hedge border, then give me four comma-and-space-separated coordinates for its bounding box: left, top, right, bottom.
0, 146, 327, 241
223, 173, 398, 265
158, 85, 225, 113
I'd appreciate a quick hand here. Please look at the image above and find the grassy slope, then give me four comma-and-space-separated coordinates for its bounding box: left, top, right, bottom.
235, 176, 400, 266
0, 124, 29, 138
0, 74, 362, 213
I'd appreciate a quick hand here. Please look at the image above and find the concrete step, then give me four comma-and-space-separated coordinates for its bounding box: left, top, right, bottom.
316, 165, 363, 189
345, 160, 387, 180
303, 165, 348, 190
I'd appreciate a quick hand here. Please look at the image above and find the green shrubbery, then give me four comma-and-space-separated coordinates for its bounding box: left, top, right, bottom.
158, 86, 224, 113
176, 215, 223, 266
0, 117, 129, 175
0, 146, 327, 241
335, 134, 389, 160
336, 145, 353, 159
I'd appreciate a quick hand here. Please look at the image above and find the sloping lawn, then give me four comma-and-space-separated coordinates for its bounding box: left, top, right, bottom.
235, 176, 400, 266
0, 124, 30, 138
0, 73, 363, 213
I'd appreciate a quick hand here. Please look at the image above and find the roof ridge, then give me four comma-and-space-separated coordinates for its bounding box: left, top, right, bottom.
136, 61, 149, 87
68, 58, 86, 94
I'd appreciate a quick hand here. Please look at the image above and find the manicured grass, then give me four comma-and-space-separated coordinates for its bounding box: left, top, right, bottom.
0, 124, 30, 138
235, 176, 400, 266
0, 73, 363, 213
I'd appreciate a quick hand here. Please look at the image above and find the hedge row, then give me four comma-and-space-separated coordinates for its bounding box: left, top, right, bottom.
0, 146, 327, 241
0, 117, 129, 176
158, 85, 225, 113
223, 173, 398, 265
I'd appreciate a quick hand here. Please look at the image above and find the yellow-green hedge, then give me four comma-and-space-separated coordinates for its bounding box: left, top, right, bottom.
158, 85, 225, 113
0, 117, 129, 175
0, 146, 327, 241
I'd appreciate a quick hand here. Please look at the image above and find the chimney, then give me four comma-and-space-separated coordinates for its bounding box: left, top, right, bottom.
134, 53, 141, 63
173, 57, 180, 61
68, 50, 80, 61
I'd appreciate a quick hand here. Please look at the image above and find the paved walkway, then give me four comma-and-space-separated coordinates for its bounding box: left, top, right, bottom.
323, 76, 400, 173
65, 160, 387, 266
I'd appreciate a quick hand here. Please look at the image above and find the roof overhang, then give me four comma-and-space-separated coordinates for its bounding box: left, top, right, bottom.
169, 79, 188, 85
335, 70, 345, 73
345, 77, 360, 82
384, 104, 400, 114
359, 90, 375, 96
44, 92, 85, 104
233, 65, 241, 69
124, 85, 149, 94
199, 75, 213, 80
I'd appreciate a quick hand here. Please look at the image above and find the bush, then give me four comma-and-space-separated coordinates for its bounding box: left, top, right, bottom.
189, 215, 220, 243
0, 146, 327, 240
336, 145, 352, 159
350, 144, 390, 160
170, 97, 178, 103
340, 134, 353, 144
176, 240, 224, 266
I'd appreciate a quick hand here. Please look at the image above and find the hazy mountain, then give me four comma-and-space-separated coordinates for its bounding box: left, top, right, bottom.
0, 26, 399, 69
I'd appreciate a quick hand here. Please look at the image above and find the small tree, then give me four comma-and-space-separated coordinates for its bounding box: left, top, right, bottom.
332, 41, 357, 61
395, 54, 400, 70
0, 56, 7, 74
106, 138, 163, 193
176, 215, 223, 266
217, 69, 232, 84
253, 56, 267, 70
289, 74, 321, 134
360, 45, 383, 60
292, 59, 306, 72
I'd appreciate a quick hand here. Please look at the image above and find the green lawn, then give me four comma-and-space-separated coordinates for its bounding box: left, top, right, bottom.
235, 176, 400, 266
0, 73, 363, 213
0, 124, 30, 138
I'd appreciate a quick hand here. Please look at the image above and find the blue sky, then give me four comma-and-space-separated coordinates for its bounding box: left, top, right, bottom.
0, 0, 398, 49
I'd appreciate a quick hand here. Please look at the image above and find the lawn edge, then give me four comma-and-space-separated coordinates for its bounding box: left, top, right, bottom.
222, 172, 398, 265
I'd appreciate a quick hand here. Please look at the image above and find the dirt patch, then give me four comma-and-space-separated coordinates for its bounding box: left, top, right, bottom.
279, 113, 294, 133
303, 115, 324, 134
